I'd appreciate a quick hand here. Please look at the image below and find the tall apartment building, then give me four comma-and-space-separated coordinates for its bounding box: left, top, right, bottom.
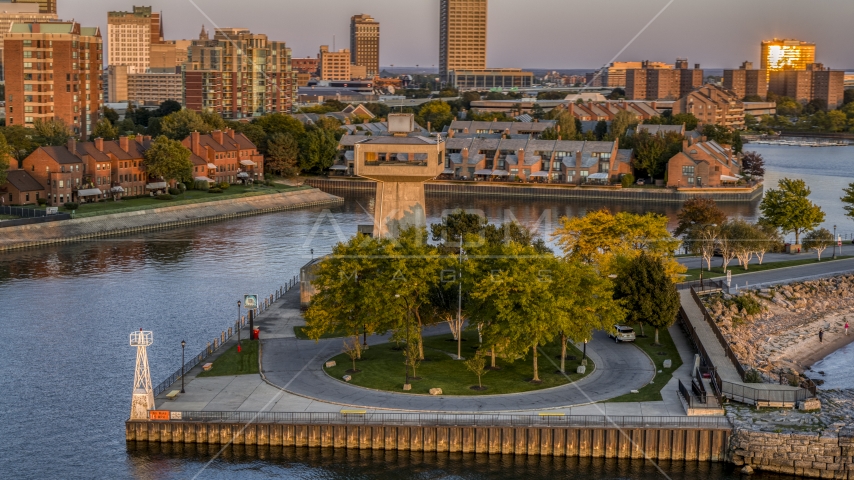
760, 39, 815, 82
107, 6, 163, 73
291, 57, 318, 75
0, 2, 58, 81
184, 26, 295, 118
150, 39, 191, 70
318, 45, 350, 81
439, 0, 487, 80
625, 60, 703, 100
108, 64, 181, 104
350, 14, 379, 77
723, 61, 768, 100
0, 0, 56, 14
4, 22, 103, 139
601, 61, 671, 87
769, 63, 845, 109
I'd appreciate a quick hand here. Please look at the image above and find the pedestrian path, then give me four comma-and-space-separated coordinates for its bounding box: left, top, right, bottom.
679, 290, 742, 383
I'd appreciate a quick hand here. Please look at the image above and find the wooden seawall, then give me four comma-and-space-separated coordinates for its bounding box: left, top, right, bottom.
126, 421, 730, 461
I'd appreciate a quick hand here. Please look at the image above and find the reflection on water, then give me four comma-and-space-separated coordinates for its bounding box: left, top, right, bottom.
125, 444, 798, 480
0, 147, 851, 478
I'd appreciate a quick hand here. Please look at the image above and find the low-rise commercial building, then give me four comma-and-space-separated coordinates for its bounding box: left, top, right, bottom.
318, 45, 350, 81
448, 68, 533, 90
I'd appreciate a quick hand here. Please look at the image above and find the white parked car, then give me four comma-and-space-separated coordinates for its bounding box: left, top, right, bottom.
609, 325, 636, 343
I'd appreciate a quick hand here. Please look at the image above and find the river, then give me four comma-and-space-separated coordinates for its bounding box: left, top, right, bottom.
0, 144, 851, 479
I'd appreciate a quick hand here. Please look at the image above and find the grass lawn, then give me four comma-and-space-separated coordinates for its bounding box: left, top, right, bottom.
323, 331, 593, 395
681, 256, 853, 282
0, 214, 19, 220
197, 340, 259, 377
607, 325, 682, 403
293, 326, 349, 340
32, 183, 307, 218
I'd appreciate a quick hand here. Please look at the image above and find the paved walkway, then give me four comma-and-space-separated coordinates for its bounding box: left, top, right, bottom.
679, 289, 741, 383
678, 244, 854, 269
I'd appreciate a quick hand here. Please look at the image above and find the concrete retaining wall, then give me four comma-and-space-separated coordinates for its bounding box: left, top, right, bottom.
306, 178, 764, 204
729, 428, 854, 478
0, 188, 343, 251
126, 421, 730, 460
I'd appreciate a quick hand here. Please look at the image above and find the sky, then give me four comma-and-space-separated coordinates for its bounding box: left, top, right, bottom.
67, 0, 854, 70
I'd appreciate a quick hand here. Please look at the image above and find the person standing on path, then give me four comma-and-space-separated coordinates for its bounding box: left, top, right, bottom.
845, 322, 849, 336
819, 329, 824, 343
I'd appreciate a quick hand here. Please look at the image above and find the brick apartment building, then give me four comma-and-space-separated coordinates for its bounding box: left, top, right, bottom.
318, 45, 351, 81
723, 61, 768, 100
666, 136, 741, 188
4, 21, 103, 139
625, 60, 704, 100
769, 63, 845, 109
1, 169, 45, 205
184, 26, 295, 118
182, 129, 264, 184
672, 84, 745, 129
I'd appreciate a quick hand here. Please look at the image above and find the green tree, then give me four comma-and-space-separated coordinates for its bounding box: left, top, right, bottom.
265, 132, 300, 177
614, 253, 679, 345
430, 209, 488, 250
102, 106, 119, 125
671, 113, 699, 131
741, 151, 765, 178
594, 120, 608, 140
841, 183, 854, 222
759, 178, 825, 244
226, 121, 267, 152
416, 101, 454, 131
32, 118, 72, 146
198, 110, 226, 131
160, 109, 213, 140
142, 136, 193, 183
0, 132, 11, 185
90, 119, 119, 141
298, 127, 338, 173
253, 113, 306, 139
609, 110, 637, 140
632, 131, 666, 179
531, 103, 546, 120
156, 100, 182, 117
803, 228, 834, 261
1, 125, 39, 165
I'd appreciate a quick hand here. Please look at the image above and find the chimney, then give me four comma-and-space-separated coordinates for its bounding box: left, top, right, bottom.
191, 131, 201, 155
67, 137, 76, 154
226, 128, 235, 139
448, 129, 455, 138
119, 136, 129, 153
212, 130, 224, 145
94, 138, 104, 152
142, 135, 152, 143
427, 121, 431, 133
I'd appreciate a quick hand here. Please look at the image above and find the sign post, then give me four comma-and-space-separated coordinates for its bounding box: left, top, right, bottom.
726, 270, 732, 288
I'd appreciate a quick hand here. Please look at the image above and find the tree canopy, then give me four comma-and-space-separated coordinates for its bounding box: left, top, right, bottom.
741, 151, 765, 178
90, 119, 119, 141
142, 136, 193, 183
265, 132, 300, 177
674, 197, 727, 237
759, 178, 825, 244
614, 253, 680, 345
32, 118, 72, 146
160, 109, 215, 140
298, 127, 338, 173
0, 132, 11, 186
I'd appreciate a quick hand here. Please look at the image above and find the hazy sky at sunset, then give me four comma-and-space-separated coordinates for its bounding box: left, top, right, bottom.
67, 0, 854, 69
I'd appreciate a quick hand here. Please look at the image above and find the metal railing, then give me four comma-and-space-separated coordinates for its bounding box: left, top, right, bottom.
719, 380, 812, 406
689, 287, 747, 380
677, 278, 726, 293
152, 274, 300, 396
171, 412, 733, 429
0, 205, 49, 218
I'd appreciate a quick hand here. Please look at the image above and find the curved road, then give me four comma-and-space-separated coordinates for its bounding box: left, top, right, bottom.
260, 330, 655, 412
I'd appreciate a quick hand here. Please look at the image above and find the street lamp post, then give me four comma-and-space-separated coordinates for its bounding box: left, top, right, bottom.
180, 340, 186, 393
237, 300, 242, 353
833, 225, 838, 259
456, 247, 464, 360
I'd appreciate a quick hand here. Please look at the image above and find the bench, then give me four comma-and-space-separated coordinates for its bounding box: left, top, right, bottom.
202, 363, 213, 371
538, 412, 565, 417
165, 390, 180, 400
340, 409, 367, 415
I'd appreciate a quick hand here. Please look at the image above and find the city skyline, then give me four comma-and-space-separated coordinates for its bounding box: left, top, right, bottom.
68, 0, 854, 69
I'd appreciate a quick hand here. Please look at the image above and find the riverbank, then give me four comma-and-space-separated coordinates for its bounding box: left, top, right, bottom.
0, 188, 343, 251
305, 178, 763, 204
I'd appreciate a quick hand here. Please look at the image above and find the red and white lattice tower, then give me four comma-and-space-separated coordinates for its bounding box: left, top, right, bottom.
129, 330, 154, 420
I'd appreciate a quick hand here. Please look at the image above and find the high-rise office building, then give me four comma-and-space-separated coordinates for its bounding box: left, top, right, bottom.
350, 14, 379, 77
184, 27, 295, 118
107, 6, 162, 73
0, 2, 58, 81
723, 61, 768, 100
439, 0, 487, 80
0, 0, 56, 14
760, 39, 815, 81
4, 21, 102, 138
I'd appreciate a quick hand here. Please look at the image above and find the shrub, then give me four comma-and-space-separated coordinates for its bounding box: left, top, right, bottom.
621, 174, 635, 188
266, 180, 276, 187
168, 187, 181, 195
37, 198, 47, 206
218, 182, 230, 190
733, 294, 763, 316
156, 194, 173, 200
744, 369, 762, 383
176, 182, 186, 192
194, 180, 210, 191
264, 173, 273, 181
63, 202, 79, 210
208, 188, 223, 193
